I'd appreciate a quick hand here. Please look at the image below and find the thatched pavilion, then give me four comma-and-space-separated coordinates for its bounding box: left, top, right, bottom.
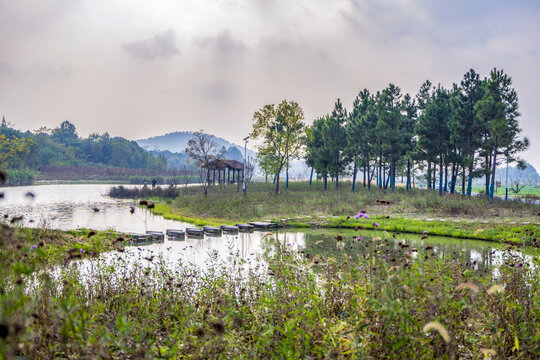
202, 159, 244, 184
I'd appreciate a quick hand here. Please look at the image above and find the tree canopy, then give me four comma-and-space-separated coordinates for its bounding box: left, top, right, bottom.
250, 100, 305, 194
0, 121, 166, 171
303, 68, 528, 196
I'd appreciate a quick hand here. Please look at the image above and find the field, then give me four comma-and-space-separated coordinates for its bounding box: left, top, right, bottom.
472, 185, 540, 199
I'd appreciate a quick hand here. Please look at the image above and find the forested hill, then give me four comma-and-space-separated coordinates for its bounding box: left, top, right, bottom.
0, 120, 166, 171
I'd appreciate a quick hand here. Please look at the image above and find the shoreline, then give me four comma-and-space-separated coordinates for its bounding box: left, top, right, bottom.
148, 201, 540, 246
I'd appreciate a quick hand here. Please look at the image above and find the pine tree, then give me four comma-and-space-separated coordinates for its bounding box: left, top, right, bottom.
475, 69, 526, 200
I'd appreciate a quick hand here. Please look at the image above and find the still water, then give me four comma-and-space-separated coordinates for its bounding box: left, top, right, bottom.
0, 184, 520, 270
0, 184, 193, 232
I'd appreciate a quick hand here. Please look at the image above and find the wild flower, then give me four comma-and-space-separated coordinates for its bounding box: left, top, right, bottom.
354, 213, 364, 219
516, 263, 523, 268
373, 222, 379, 228
79, 249, 84, 254
455, 282, 479, 292
363, 214, 370, 219
31, 244, 38, 249
480, 349, 496, 360
423, 321, 451, 343
356, 236, 363, 242
423, 230, 428, 235
486, 284, 504, 294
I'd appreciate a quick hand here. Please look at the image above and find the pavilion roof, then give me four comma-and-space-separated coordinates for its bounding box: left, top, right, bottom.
202, 159, 244, 170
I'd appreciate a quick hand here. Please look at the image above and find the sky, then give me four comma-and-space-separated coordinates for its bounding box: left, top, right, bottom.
1, 0, 539, 168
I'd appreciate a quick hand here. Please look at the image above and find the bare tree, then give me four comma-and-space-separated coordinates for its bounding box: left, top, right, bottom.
510, 177, 527, 195
185, 130, 220, 167
185, 130, 221, 192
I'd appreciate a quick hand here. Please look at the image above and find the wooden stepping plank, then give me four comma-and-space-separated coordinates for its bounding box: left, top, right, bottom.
203, 226, 221, 234
220, 225, 239, 232
186, 228, 204, 236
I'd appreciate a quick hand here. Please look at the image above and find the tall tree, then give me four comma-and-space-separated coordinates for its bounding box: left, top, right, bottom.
250, 100, 305, 194
452, 69, 485, 196
416, 85, 451, 195
401, 93, 417, 190
346, 89, 379, 191
475, 68, 526, 200
306, 116, 332, 189
376, 84, 406, 191
324, 99, 348, 189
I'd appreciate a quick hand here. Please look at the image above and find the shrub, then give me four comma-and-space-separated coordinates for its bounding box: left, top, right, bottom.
5, 169, 35, 186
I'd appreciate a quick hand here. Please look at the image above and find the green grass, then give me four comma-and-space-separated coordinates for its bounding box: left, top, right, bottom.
160, 181, 538, 221
1, 225, 538, 358
472, 185, 540, 198
139, 181, 540, 244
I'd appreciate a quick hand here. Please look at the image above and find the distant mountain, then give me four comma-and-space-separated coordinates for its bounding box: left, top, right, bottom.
495, 162, 539, 185
138, 131, 256, 170
137, 131, 255, 156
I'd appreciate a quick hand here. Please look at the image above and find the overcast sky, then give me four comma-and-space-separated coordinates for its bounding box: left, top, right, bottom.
1, 0, 539, 168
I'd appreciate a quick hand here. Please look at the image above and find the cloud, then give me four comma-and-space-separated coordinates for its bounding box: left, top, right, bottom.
194, 81, 237, 102
31, 61, 72, 79
123, 29, 180, 60
195, 30, 246, 55
0, 60, 15, 77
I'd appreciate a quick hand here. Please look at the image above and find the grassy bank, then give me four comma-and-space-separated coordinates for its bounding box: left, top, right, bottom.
0, 225, 121, 266
133, 181, 539, 244
1, 225, 538, 358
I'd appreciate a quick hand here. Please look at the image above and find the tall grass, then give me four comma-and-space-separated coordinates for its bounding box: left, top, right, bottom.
171, 181, 539, 220
1, 224, 538, 358
108, 185, 179, 199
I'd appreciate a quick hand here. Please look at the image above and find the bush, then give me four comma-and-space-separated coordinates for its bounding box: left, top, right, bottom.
108, 185, 179, 199
5, 169, 35, 186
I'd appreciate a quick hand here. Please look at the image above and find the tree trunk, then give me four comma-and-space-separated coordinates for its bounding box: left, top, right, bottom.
406, 158, 411, 190
369, 163, 376, 191
450, 162, 456, 194
286, 158, 289, 189
363, 161, 366, 187
462, 166, 466, 195
489, 137, 498, 200
275, 167, 282, 194
384, 174, 390, 189
390, 148, 395, 191
444, 162, 448, 193
485, 154, 490, 195
427, 161, 432, 189
439, 156, 443, 196
382, 163, 386, 189
323, 174, 328, 190
352, 161, 357, 192
467, 158, 474, 197
335, 171, 339, 190
378, 152, 382, 189
309, 167, 313, 185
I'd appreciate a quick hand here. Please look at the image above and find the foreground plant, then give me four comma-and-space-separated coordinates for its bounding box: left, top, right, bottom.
0, 225, 539, 359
